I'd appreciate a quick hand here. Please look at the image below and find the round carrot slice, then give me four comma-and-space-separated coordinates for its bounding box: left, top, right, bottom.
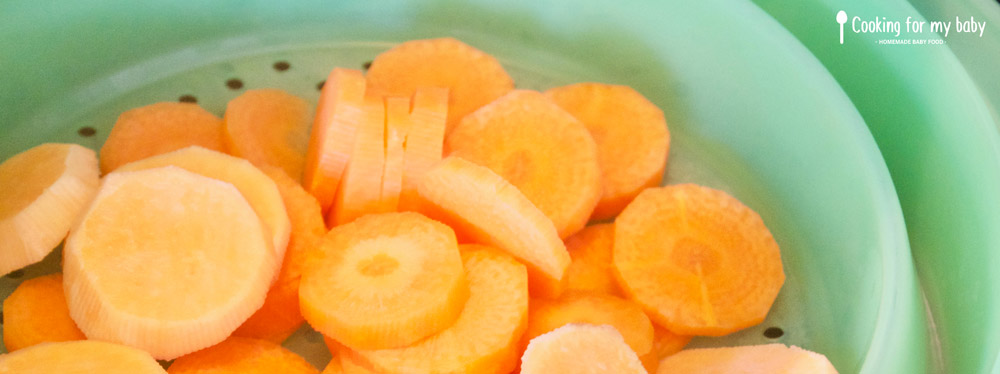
2, 273, 86, 352
564, 224, 623, 297
546, 83, 670, 220
0, 340, 166, 374
446, 90, 601, 239
351, 247, 528, 374
167, 337, 318, 374
300, 212, 468, 350
64, 166, 277, 359
0, 143, 99, 276
522, 292, 654, 359
656, 344, 837, 374
520, 324, 646, 374
224, 89, 313, 182
639, 326, 692, 374
613, 184, 785, 336
366, 37, 513, 134
100, 102, 224, 173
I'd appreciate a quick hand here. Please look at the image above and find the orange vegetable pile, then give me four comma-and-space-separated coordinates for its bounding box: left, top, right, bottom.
0, 37, 837, 373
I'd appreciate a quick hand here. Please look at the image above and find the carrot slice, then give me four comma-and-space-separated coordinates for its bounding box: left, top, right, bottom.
639, 326, 692, 374
224, 89, 313, 182
417, 156, 569, 299
522, 292, 654, 359
322, 358, 345, 374
2, 274, 85, 351
300, 212, 467, 350
100, 102, 224, 173
399, 87, 448, 212
0, 143, 99, 276
520, 324, 646, 374
233, 166, 326, 343
116, 146, 290, 265
0, 340, 166, 374
167, 337, 318, 374
328, 96, 387, 226
366, 37, 513, 134
340, 353, 382, 374
446, 90, 601, 239
545, 83, 670, 220
563, 224, 623, 297
64, 166, 277, 359
350, 246, 528, 374
656, 344, 838, 374
613, 184, 785, 336
379, 96, 411, 212
304, 68, 367, 213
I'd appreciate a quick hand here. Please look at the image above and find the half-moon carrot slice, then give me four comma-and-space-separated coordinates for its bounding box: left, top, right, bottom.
64, 166, 276, 360
639, 326, 692, 374
350, 246, 528, 374
399, 86, 448, 212
446, 90, 601, 239
520, 324, 646, 374
656, 344, 837, 374
304, 68, 367, 213
2, 274, 85, 352
563, 224, 623, 297
100, 102, 224, 173
167, 337, 319, 374
0, 340, 166, 374
366, 37, 513, 134
522, 292, 654, 359
545, 83, 670, 220
613, 184, 785, 336
328, 96, 387, 226
417, 156, 569, 299
300, 212, 467, 350
380, 96, 412, 212
224, 89, 313, 182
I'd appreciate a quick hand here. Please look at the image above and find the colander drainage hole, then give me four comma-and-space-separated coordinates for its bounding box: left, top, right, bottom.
178, 95, 198, 104
7, 269, 25, 279
273, 61, 291, 72
77, 127, 96, 137
362, 61, 372, 70
763, 326, 784, 339
226, 78, 244, 90
316, 80, 326, 91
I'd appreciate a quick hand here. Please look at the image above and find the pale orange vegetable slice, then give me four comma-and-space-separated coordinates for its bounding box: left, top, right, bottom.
224, 89, 313, 182
522, 292, 654, 359
304, 68, 367, 213
379, 96, 411, 212
563, 224, 623, 297
167, 337, 318, 374
0, 143, 99, 276
656, 344, 838, 374
328, 96, 386, 226
0, 340, 166, 374
520, 324, 646, 374
399, 86, 448, 212
2, 274, 86, 351
99, 102, 224, 173
639, 326, 692, 374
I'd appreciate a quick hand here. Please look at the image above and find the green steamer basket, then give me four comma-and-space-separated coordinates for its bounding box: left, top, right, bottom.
0, 0, 930, 372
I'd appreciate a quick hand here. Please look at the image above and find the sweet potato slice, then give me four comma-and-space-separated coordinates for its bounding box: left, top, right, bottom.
167, 337, 318, 374
2, 274, 85, 351
0, 340, 166, 373
520, 324, 645, 374
224, 89, 313, 182
100, 102, 224, 173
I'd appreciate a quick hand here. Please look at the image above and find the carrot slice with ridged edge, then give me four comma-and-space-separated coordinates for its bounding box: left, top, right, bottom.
522, 292, 654, 360
399, 86, 448, 212
100, 102, 224, 173
304, 68, 367, 213
116, 146, 290, 265
520, 324, 646, 374
0, 340, 167, 374
0, 143, 99, 276
2, 274, 85, 351
639, 326, 692, 374
545, 83, 670, 220
349, 246, 528, 374
167, 337, 319, 374
613, 184, 785, 336
329, 96, 387, 226
564, 224, 623, 297
380, 96, 411, 212
233, 166, 326, 343
656, 344, 838, 374
446, 90, 601, 239
366, 37, 513, 134
224, 89, 313, 182
300, 212, 468, 350
64, 166, 277, 360
417, 156, 569, 299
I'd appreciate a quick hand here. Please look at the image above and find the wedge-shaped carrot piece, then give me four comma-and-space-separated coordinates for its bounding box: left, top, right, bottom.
446, 90, 601, 239
523, 293, 654, 359
100, 102, 224, 173
304, 68, 367, 213
233, 166, 326, 343
520, 324, 646, 374
380, 96, 411, 212
613, 184, 785, 336
639, 326, 692, 374
329, 96, 387, 226
0, 143, 99, 276
350, 246, 528, 374
2, 274, 85, 351
224, 89, 313, 182
116, 146, 290, 265
300, 212, 467, 350
417, 156, 569, 299
546, 83, 670, 220
0, 340, 166, 374
399, 87, 448, 212
167, 337, 319, 374
564, 224, 623, 297
656, 344, 838, 374
64, 166, 277, 359
366, 37, 513, 133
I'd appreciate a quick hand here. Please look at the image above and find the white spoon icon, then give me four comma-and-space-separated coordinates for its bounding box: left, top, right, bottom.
837, 11, 847, 44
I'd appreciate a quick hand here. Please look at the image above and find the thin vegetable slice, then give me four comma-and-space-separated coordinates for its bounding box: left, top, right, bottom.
329, 96, 386, 226
167, 337, 319, 374
522, 292, 654, 359
2, 274, 86, 351
100, 102, 224, 173
399, 87, 448, 212
520, 324, 646, 374
224, 89, 313, 182
380, 96, 411, 212
0, 340, 166, 374
304, 68, 367, 213
656, 344, 838, 374
564, 224, 623, 297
